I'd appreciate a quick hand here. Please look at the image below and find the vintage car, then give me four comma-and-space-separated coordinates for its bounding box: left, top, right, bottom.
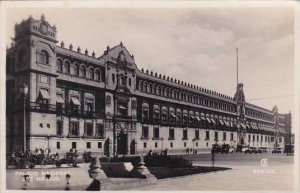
220, 144, 235, 154
258, 147, 268, 153
236, 145, 249, 153
272, 148, 282, 154
211, 144, 222, 154
284, 145, 294, 155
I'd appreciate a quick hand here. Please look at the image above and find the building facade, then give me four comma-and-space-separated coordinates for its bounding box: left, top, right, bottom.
6, 15, 290, 156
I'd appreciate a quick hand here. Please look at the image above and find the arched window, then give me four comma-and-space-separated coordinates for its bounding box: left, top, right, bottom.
95, 69, 101, 81
38, 50, 49, 64
56, 59, 63, 72
64, 61, 70, 74
80, 65, 86, 77
88, 68, 94, 80
73, 63, 79, 76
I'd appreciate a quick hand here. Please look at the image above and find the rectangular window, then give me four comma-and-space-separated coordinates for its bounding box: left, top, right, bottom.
184, 142, 187, 147
205, 130, 210, 140
153, 127, 160, 139
98, 142, 102, 148
112, 74, 115, 82
214, 131, 218, 141
230, 133, 234, 141
196, 142, 198, 147
257, 135, 259, 142
84, 123, 94, 137
142, 108, 149, 121
155, 142, 158, 148
142, 126, 149, 138
253, 135, 255, 142
56, 120, 63, 136
87, 142, 91, 149
223, 132, 226, 141
129, 78, 131, 86
143, 142, 147, 148
56, 142, 60, 149
170, 142, 173, 148
86, 101, 94, 113
70, 122, 79, 137
248, 135, 251, 142
96, 124, 104, 138
195, 129, 199, 140
183, 129, 188, 140
261, 136, 263, 142
72, 142, 77, 149
169, 128, 175, 139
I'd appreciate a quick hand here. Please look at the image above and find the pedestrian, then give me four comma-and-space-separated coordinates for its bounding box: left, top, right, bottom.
164, 148, 168, 156
147, 149, 153, 157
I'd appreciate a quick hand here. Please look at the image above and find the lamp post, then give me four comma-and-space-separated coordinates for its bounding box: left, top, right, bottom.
20, 84, 28, 153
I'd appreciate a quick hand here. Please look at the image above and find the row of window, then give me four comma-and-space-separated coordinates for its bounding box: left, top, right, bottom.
141, 127, 235, 142
246, 108, 273, 122
56, 59, 104, 82
138, 80, 236, 113
57, 121, 105, 138
56, 141, 102, 149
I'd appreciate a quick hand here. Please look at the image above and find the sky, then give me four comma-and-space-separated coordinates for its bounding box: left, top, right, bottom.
5, 6, 295, 114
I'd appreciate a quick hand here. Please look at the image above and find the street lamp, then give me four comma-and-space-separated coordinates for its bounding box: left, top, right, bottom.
20, 83, 28, 153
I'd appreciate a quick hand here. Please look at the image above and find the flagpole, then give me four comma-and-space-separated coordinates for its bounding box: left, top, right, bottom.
236, 48, 239, 85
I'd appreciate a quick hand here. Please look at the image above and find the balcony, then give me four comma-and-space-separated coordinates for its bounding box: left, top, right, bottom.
29, 102, 56, 113
115, 114, 133, 121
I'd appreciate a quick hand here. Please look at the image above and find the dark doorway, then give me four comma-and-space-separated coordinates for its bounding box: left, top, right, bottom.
117, 130, 128, 155
240, 138, 244, 145
130, 140, 136, 155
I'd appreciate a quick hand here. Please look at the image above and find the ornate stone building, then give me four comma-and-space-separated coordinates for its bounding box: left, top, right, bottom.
6, 15, 290, 156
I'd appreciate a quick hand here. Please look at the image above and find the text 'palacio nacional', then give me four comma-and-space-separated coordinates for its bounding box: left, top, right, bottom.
6, 15, 292, 156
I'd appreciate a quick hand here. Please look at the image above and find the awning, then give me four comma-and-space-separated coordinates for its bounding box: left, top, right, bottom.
206, 117, 211, 123
224, 120, 230, 127
86, 98, 93, 104
39, 89, 50, 99
170, 112, 176, 118
211, 118, 216, 125
162, 110, 168, 115
195, 116, 200, 121
190, 115, 195, 119
154, 109, 160, 114
71, 97, 80, 106
219, 119, 224, 126
183, 114, 188, 117
240, 122, 246, 129
143, 107, 149, 111
118, 105, 127, 110
56, 95, 64, 103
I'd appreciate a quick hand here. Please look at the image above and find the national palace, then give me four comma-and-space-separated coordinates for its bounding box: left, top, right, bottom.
6, 15, 292, 156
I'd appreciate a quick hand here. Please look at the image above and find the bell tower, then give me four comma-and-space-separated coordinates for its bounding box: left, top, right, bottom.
234, 83, 246, 145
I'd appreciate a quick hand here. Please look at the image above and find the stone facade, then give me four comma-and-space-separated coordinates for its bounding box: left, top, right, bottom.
6, 15, 290, 156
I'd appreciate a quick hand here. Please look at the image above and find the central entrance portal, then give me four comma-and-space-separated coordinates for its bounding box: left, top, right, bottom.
117, 129, 128, 156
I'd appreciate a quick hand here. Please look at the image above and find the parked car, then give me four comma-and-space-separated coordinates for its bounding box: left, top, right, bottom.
211, 144, 222, 154
221, 144, 230, 154
284, 145, 294, 155
272, 148, 282, 154
258, 147, 268, 153
245, 147, 255, 154
236, 145, 249, 153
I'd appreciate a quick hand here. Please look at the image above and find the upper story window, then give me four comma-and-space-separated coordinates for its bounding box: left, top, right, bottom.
120, 76, 126, 86
85, 99, 94, 112
80, 65, 86, 77
88, 68, 94, 80
112, 74, 115, 82
95, 69, 101, 81
129, 78, 132, 86
56, 60, 63, 72
64, 61, 70, 74
37, 50, 49, 65
73, 64, 79, 76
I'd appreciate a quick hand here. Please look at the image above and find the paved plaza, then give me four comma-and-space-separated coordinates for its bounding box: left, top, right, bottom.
127, 153, 295, 191
6, 153, 295, 191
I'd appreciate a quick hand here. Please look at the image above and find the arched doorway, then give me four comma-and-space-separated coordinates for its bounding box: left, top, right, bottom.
104, 138, 111, 157
130, 140, 136, 155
